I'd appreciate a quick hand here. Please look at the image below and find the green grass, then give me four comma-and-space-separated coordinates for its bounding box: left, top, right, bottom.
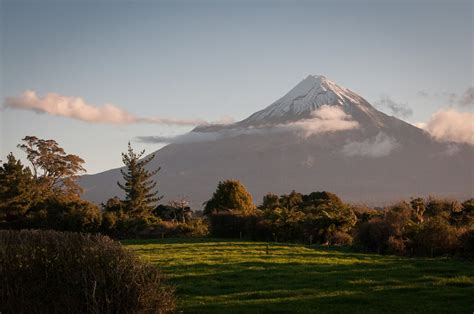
123, 238, 474, 313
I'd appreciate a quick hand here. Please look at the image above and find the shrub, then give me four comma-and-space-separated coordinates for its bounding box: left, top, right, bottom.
355, 218, 393, 254
209, 211, 271, 240
329, 231, 353, 246
410, 218, 461, 257
27, 197, 102, 232
460, 229, 474, 258
387, 235, 406, 255
0, 229, 175, 313
176, 218, 209, 237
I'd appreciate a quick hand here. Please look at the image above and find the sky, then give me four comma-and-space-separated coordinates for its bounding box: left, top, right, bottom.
1, 0, 472, 174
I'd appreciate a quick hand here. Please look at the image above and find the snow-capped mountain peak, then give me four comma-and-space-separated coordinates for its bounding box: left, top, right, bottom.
238, 74, 374, 127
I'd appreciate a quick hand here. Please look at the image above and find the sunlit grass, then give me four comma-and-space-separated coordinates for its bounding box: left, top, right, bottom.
124, 238, 474, 313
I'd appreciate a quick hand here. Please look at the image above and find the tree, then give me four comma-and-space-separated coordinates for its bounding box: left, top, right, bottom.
301, 191, 343, 209
0, 153, 35, 222
259, 193, 280, 210
117, 142, 161, 217
279, 190, 303, 210
17, 136, 85, 196
410, 197, 426, 223
168, 198, 193, 223
204, 179, 255, 215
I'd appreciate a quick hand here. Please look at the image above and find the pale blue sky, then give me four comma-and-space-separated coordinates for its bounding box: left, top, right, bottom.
1, 0, 472, 173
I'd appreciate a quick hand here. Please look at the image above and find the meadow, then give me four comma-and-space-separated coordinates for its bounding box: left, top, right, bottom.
124, 238, 474, 313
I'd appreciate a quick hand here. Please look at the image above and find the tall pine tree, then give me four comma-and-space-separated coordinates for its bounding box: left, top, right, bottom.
117, 142, 161, 217
0, 153, 35, 222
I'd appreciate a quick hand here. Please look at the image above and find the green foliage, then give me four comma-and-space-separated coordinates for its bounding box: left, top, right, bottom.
102, 196, 126, 213
209, 212, 271, 240
17, 136, 85, 196
259, 190, 356, 244
118, 142, 162, 217
1, 230, 175, 314
459, 198, 474, 226
204, 179, 256, 215
125, 238, 474, 313
460, 229, 474, 257
279, 190, 303, 210
301, 191, 344, 208
0, 153, 35, 223
425, 197, 461, 220
259, 193, 280, 210
41, 196, 103, 232
154, 198, 193, 223
410, 218, 461, 256
355, 197, 473, 257
264, 206, 305, 241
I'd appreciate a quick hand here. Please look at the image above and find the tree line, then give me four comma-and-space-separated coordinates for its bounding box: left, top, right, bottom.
0, 135, 473, 257
0, 136, 206, 237
204, 179, 473, 257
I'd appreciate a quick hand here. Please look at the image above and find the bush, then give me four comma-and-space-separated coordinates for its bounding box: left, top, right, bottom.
355, 218, 393, 254
209, 212, 271, 240
329, 231, 353, 246
0, 229, 175, 313
460, 229, 474, 258
410, 218, 461, 257
176, 218, 209, 237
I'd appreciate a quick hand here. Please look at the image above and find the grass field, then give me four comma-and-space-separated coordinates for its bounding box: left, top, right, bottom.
124, 238, 474, 313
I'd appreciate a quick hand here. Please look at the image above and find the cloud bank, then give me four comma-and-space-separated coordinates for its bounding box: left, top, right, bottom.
420, 108, 474, 145
341, 132, 399, 157
4, 90, 228, 126
284, 105, 359, 137
138, 105, 359, 144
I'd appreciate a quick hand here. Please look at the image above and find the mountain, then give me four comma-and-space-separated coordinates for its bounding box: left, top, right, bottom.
79, 75, 474, 207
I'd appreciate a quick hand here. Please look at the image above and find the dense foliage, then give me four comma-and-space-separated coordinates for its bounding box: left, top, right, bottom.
0, 229, 175, 314
355, 198, 474, 257
207, 189, 357, 245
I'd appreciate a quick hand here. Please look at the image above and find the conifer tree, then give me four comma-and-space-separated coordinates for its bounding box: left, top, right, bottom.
117, 142, 161, 217
0, 153, 35, 222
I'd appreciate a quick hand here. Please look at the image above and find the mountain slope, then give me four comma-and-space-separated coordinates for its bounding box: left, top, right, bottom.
79, 75, 474, 207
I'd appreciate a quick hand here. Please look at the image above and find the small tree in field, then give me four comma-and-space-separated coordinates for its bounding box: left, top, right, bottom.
118, 142, 161, 217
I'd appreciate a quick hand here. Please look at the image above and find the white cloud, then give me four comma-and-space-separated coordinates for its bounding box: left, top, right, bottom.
138, 106, 359, 144
4, 90, 228, 126
284, 105, 359, 137
342, 132, 399, 157
137, 127, 266, 144
419, 108, 474, 145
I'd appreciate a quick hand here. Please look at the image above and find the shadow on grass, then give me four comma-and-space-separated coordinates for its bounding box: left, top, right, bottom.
172, 260, 474, 313
125, 239, 474, 313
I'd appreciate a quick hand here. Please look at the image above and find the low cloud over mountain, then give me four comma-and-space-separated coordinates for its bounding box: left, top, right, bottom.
418, 109, 474, 145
